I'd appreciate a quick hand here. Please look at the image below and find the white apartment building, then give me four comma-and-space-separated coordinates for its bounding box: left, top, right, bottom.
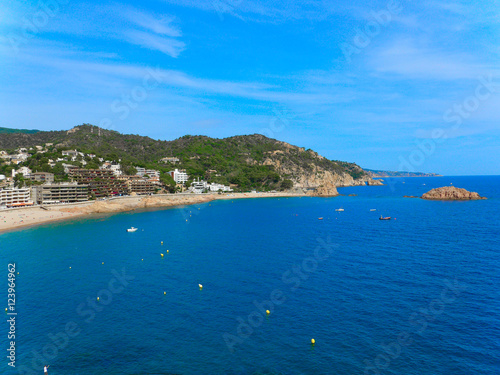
135, 168, 159, 178
169, 169, 189, 184
145, 169, 160, 178
0, 188, 33, 208
191, 179, 208, 194
208, 183, 233, 192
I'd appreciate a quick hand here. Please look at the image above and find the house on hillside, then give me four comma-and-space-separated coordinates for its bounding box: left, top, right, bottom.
12, 166, 32, 178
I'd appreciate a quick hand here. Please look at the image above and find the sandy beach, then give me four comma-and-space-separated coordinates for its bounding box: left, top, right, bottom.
0, 192, 305, 233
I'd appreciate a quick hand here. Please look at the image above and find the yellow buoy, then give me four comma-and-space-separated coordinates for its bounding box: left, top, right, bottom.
164, 291, 166, 295
266, 310, 270, 315
167, 250, 169, 253
161, 241, 163, 245
69, 266, 71, 269
199, 284, 203, 290
161, 253, 164, 257
311, 338, 315, 345
97, 297, 100, 301
102, 262, 104, 265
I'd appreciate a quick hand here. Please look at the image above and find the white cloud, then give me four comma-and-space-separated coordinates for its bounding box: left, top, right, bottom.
161, 0, 336, 22
368, 39, 498, 80
122, 10, 181, 37
123, 30, 185, 57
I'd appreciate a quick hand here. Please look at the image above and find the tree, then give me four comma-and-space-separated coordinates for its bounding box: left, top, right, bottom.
13, 174, 25, 188
280, 179, 293, 191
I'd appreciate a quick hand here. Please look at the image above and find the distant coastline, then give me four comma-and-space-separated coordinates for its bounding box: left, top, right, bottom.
365, 169, 442, 178
373, 175, 443, 178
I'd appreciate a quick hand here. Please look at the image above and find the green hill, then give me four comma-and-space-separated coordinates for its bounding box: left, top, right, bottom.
0, 124, 378, 191
0, 127, 40, 134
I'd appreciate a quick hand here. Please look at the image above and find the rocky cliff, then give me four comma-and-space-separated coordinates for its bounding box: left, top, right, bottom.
421, 186, 486, 200
258, 140, 383, 196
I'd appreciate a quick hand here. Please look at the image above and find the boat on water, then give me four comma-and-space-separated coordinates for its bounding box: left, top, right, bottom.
335, 208, 344, 212
370, 209, 377, 211
318, 217, 324, 220
127, 227, 138, 232
379, 216, 391, 220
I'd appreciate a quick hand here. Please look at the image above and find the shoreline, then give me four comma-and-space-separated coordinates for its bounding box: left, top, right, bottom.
0, 192, 306, 234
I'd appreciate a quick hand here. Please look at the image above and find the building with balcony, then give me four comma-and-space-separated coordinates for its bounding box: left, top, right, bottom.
0, 188, 33, 208
127, 180, 157, 195
31, 183, 88, 204
169, 169, 189, 184
30, 172, 55, 183
69, 169, 128, 197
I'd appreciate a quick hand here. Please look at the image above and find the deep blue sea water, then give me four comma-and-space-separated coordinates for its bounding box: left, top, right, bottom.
1, 176, 499, 375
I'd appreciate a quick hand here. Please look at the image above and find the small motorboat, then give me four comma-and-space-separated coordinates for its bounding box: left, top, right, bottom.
318, 217, 323, 220
335, 208, 344, 212
127, 227, 138, 232
370, 209, 377, 211
379, 216, 391, 220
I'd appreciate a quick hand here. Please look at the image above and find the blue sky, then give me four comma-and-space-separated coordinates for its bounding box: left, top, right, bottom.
0, 0, 499, 175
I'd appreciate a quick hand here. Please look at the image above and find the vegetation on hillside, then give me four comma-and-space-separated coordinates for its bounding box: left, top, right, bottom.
0, 124, 369, 191
0, 127, 40, 134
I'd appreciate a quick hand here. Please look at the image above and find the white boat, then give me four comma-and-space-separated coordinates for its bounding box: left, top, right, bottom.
335, 208, 344, 212
127, 227, 138, 232
370, 209, 377, 211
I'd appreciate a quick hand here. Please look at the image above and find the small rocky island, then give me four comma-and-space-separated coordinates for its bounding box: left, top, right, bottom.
421, 186, 486, 200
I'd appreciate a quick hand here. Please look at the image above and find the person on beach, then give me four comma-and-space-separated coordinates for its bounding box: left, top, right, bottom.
44, 365, 49, 374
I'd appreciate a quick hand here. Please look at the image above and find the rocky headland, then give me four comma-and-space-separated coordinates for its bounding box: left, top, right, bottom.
421, 186, 486, 200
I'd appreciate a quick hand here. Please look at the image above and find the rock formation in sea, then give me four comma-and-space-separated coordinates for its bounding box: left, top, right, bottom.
421, 186, 486, 200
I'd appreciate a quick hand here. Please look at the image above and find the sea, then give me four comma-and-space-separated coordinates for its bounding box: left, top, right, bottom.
1, 176, 499, 375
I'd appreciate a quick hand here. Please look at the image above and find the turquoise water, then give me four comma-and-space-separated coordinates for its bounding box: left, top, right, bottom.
1, 176, 499, 374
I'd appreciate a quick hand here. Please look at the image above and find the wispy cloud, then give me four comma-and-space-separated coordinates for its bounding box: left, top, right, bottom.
368, 38, 498, 80
0, 2, 186, 58
123, 30, 185, 57
116, 7, 185, 57
122, 10, 181, 37
161, 0, 336, 22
